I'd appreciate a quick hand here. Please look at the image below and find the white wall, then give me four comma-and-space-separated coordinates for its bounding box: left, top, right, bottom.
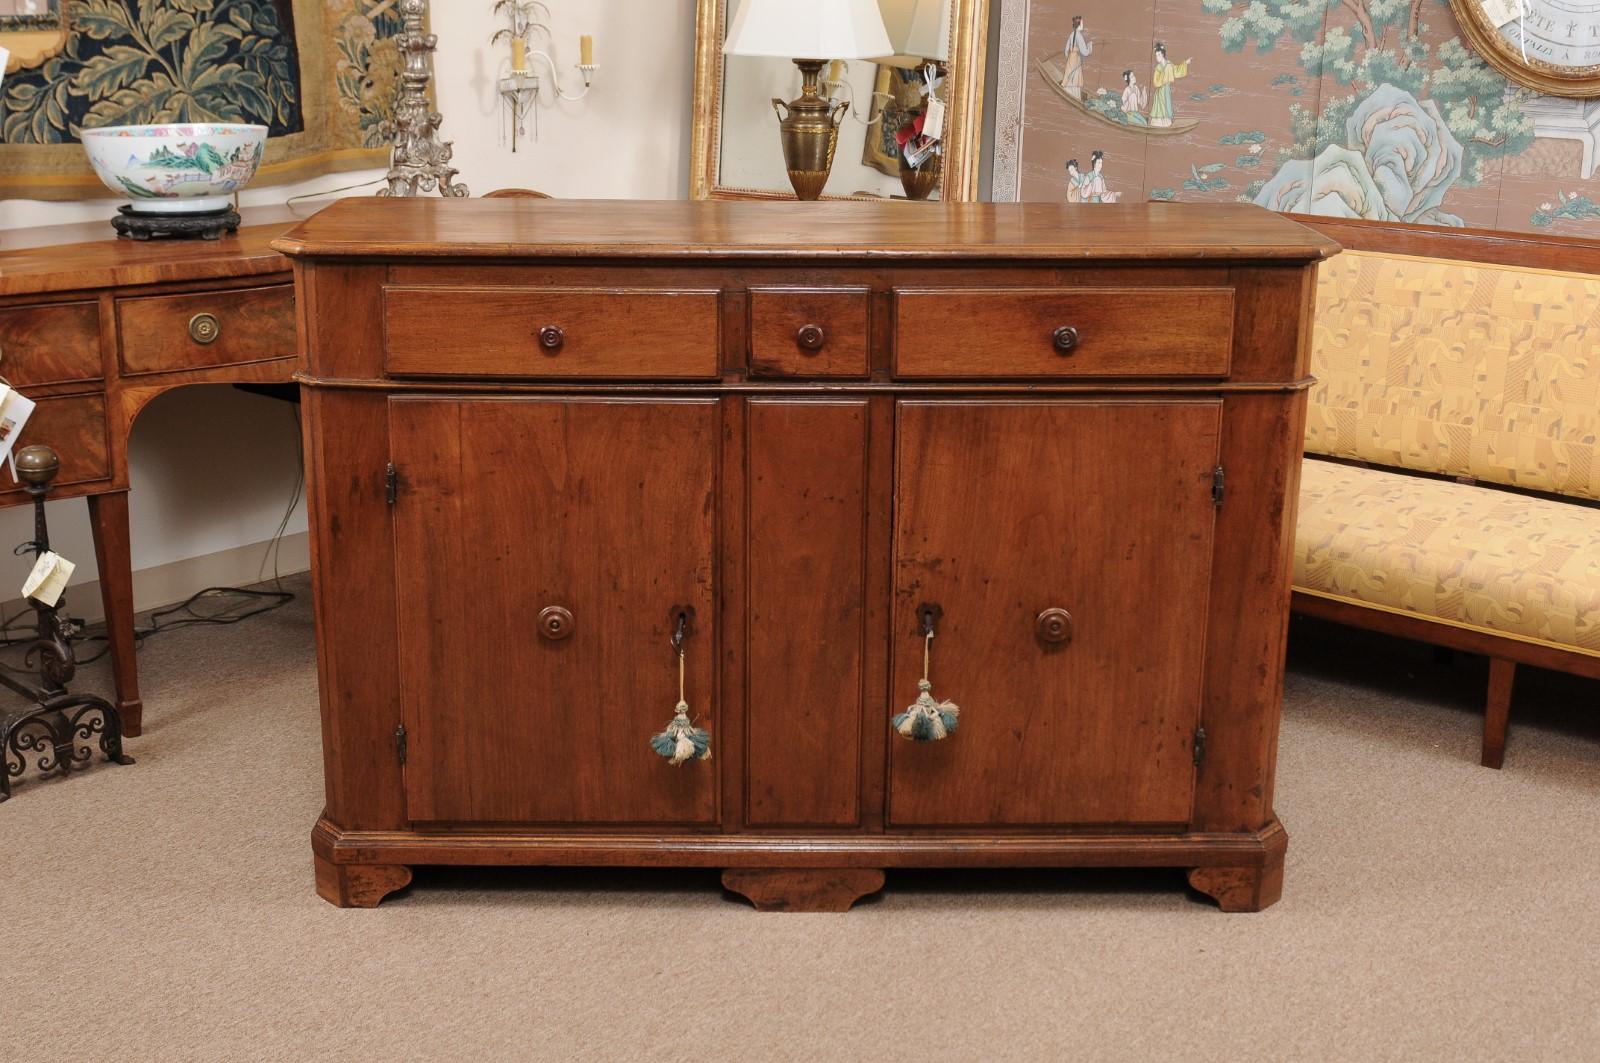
0, 0, 697, 606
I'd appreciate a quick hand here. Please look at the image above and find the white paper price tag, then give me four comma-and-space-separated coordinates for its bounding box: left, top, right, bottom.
22, 551, 74, 607
0, 384, 37, 482
922, 95, 946, 142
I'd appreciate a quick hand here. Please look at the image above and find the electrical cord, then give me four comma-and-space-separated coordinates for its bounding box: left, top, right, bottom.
0, 402, 304, 673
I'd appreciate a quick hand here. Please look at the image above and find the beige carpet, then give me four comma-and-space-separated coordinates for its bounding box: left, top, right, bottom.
2, 573, 1597, 1062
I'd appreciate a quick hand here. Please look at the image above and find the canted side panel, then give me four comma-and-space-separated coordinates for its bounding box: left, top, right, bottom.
1191, 391, 1308, 833
744, 399, 869, 827
302, 388, 407, 830
299, 263, 388, 379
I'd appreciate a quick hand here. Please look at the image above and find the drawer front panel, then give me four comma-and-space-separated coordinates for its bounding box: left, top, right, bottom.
383, 286, 721, 379
893, 287, 1234, 378
5, 393, 110, 489
749, 287, 869, 377
0, 301, 102, 387
117, 284, 296, 375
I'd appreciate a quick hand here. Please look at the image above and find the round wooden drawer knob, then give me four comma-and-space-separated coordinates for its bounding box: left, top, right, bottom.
189, 312, 221, 345
538, 606, 574, 640
538, 325, 566, 353
1052, 326, 1080, 355
796, 323, 826, 352
1035, 607, 1073, 644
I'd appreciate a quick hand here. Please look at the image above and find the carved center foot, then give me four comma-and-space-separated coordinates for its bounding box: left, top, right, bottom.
722, 868, 885, 912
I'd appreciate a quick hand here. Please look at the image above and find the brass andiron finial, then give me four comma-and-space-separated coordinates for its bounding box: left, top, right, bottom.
381, 0, 469, 199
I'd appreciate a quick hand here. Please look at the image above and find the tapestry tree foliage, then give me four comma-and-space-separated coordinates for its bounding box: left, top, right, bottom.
1201, 0, 1534, 184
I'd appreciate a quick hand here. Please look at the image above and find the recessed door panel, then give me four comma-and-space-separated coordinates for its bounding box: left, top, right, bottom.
390, 397, 719, 825
889, 400, 1222, 827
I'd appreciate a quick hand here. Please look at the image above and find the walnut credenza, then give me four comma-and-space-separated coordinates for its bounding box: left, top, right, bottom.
0, 212, 299, 736
278, 198, 1338, 912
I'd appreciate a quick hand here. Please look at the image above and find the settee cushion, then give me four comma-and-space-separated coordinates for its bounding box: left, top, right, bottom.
1309, 251, 1600, 501
1295, 458, 1600, 656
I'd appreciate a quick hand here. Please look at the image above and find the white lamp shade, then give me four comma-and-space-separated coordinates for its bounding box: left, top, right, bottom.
875, 0, 951, 65
723, 0, 893, 59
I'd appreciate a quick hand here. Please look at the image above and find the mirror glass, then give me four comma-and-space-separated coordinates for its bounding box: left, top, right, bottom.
715, 0, 955, 199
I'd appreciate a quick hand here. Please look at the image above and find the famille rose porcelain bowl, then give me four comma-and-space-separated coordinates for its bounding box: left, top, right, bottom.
81, 123, 268, 214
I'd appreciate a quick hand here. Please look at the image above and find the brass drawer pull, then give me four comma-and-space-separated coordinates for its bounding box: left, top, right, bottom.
1052, 326, 1079, 355
796, 323, 826, 352
188, 312, 221, 345
537, 605, 574, 640
537, 324, 565, 353
1036, 607, 1073, 644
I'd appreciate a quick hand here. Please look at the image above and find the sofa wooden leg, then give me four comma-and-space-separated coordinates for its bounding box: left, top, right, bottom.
1482, 657, 1515, 769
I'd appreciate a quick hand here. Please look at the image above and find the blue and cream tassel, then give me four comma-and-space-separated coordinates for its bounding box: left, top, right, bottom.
651, 639, 711, 765
894, 630, 959, 741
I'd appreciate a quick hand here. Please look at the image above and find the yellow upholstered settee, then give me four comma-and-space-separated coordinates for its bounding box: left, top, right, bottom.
1295, 241, 1600, 768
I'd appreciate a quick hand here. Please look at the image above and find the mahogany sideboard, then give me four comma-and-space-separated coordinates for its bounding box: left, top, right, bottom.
0, 211, 300, 736
277, 197, 1339, 912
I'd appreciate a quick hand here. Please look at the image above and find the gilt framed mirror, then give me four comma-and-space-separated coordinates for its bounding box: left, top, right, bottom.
690, 0, 990, 200
0, 0, 68, 73
1449, 0, 1600, 97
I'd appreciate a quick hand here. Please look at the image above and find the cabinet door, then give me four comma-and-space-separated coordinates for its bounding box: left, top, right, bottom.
390, 398, 719, 825
889, 400, 1222, 827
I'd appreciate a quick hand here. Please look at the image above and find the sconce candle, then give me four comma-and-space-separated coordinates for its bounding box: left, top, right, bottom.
580, 34, 594, 65
511, 37, 528, 73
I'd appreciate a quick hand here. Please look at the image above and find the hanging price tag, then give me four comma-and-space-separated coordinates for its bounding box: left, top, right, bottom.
922, 94, 945, 142
22, 551, 74, 607
0, 384, 37, 482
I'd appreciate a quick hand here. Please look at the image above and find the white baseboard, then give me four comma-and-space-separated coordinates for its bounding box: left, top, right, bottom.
4, 532, 309, 624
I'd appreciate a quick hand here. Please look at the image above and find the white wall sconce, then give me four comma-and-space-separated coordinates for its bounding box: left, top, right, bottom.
493, 0, 598, 151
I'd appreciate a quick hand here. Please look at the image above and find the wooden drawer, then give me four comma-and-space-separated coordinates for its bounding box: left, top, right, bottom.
4, 393, 110, 489
0, 301, 103, 387
892, 286, 1235, 378
117, 284, 296, 376
382, 286, 721, 379
749, 287, 869, 377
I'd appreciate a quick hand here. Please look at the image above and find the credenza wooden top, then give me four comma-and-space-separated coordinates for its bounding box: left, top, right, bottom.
0, 207, 299, 297
274, 198, 1341, 264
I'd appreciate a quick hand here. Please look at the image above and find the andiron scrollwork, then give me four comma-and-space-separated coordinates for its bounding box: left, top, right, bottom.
0, 445, 134, 802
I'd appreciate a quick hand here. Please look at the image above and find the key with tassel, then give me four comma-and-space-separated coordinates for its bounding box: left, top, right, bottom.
894, 604, 960, 741
651, 608, 711, 765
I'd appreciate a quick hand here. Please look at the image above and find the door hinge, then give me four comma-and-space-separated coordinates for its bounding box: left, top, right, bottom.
1193, 724, 1207, 767
385, 462, 399, 505
1211, 465, 1225, 509
395, 723, 407, 765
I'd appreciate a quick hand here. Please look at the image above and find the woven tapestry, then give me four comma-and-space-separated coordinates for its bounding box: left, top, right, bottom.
0, 0, 404, 200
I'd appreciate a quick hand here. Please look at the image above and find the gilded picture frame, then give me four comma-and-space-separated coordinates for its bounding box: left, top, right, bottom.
689, 0, 991, 201
0, 0, 68, 73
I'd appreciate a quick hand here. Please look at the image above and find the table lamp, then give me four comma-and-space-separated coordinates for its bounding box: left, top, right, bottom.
723, 0, 892, 199
874, 0, 950, 69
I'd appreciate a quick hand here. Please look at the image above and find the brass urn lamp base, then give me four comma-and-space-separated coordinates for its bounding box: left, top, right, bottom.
772, 58, 849, 200
899, 151, 942, 200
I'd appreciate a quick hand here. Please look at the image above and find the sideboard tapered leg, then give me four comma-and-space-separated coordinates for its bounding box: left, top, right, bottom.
722, 868, 886, 912
314, 854, 413, 908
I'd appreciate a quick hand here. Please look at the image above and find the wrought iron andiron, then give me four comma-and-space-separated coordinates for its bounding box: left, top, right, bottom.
0, 445, 134, 802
